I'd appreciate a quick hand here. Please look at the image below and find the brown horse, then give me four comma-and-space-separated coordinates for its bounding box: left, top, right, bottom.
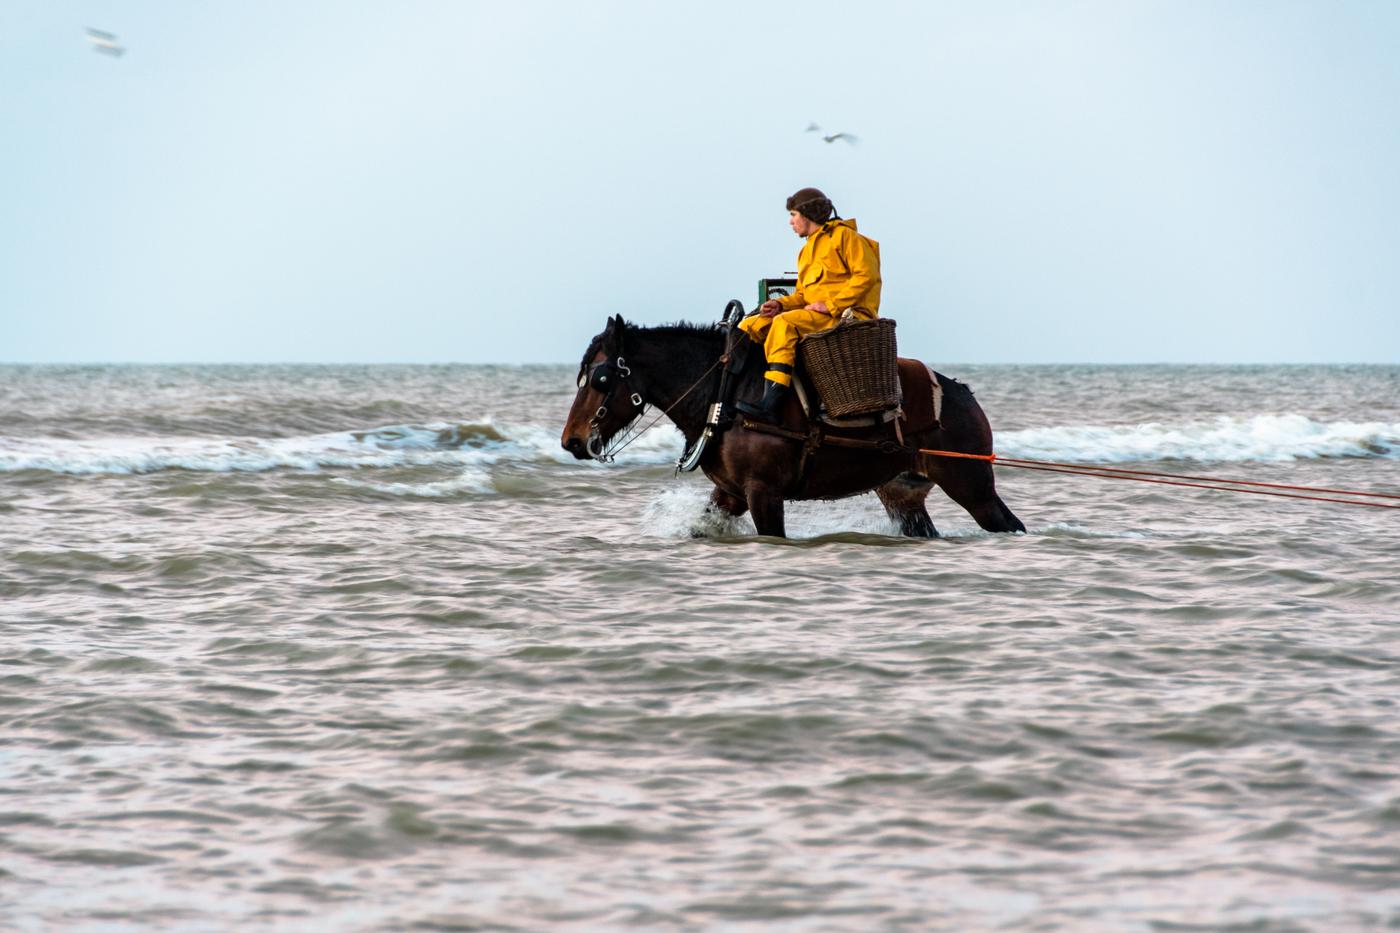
561, 315, 1025, 538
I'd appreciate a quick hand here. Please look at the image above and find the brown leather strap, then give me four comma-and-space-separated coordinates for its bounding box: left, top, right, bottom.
739, 418, 808, 442
740, 416, 914, 497
740, 417, 908, 455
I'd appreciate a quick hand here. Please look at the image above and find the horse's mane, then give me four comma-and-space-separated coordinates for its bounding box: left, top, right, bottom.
633, 320, 726, 339
628, 321, 742, 383
579, 319, 725, 371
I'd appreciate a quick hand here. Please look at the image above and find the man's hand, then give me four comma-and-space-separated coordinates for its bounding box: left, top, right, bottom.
759, 299, 783, 318
805, 301, 830, 313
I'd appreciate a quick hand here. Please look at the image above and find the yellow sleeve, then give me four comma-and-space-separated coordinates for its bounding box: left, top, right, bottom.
776, 239, 814, 309
826, 229, 880, 311
776, 286, 806, 311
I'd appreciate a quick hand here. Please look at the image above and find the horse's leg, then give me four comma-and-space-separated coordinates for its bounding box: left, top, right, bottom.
745, 485, 786, 538
691, 487, 749, 538
934, 458, 1026, 533
709, 487, 748, 517
995, 497, 1024, 532
875, 472, 939, 538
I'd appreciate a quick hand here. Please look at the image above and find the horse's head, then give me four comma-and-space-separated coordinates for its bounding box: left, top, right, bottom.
560, 314, 647, 461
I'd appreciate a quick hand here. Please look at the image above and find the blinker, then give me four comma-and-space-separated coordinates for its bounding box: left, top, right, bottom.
584, 361, 618, 393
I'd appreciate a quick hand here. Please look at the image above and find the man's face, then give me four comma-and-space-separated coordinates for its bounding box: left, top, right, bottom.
789, 210, 820, 237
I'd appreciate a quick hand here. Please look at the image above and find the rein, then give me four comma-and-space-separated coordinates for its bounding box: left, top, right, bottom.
594, 355, 724, 462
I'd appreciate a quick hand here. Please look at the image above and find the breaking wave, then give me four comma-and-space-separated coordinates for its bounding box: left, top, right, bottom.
0, 421, 685, 476
999, 414, 1400, 463
2, 413, 1395, 478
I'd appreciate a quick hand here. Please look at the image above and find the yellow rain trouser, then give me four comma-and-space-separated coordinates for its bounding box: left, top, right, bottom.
738, 307, 876, 387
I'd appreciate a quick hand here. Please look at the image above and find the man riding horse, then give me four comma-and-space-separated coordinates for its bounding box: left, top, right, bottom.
736, 187, 882, 423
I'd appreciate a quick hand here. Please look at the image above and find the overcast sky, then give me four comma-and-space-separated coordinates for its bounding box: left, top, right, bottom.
3, 1, 1398, 364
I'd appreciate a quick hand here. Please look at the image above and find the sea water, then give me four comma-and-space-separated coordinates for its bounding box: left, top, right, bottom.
2, 363, 1399, 930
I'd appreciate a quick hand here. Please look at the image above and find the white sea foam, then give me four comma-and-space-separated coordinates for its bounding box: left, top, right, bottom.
330, 470, 498, 498
640, 484, 904, 540
640, 485, 739, 538
1032, 522, 1154, 540
639, 490, 1158, 542
3, 413, 1392, 479
999, 414, 1400, 463
0, 420, 607, 477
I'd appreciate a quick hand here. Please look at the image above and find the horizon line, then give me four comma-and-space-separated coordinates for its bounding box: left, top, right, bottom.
2, 359, 1399, 368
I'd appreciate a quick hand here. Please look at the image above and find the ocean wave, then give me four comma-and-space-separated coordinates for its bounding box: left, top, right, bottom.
4, 413, 1390, 478
0, 420, 685, 476
998, 414, 1400, 463
330, 472, 497, 498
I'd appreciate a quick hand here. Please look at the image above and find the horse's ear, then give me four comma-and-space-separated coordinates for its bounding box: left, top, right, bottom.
604, 314, 619, 333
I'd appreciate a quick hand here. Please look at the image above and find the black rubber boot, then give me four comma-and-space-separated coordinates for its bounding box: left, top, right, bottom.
736, 380, 789, 424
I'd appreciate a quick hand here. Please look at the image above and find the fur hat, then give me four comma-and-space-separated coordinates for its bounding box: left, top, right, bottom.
786, 187, 836, 224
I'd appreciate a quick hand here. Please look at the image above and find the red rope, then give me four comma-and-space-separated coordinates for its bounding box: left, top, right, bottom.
1000, 456, 1400, 500
916, 448, 1400, 511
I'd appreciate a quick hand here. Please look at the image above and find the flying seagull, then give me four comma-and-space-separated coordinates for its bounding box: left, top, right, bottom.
805, 123, 858, 145
86, 28, 125, 57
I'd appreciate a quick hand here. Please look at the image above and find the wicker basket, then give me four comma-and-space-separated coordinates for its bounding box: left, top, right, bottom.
799, 317, 900, 417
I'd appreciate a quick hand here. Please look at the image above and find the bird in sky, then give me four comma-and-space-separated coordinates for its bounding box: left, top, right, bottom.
86, 28, 125, 57
805, 123, 858, 145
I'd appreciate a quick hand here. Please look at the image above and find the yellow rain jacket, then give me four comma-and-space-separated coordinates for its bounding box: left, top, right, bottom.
737, 217, 883, 387
776, 217, 881, 315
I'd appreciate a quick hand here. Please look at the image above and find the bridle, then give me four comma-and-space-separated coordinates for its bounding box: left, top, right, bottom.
577, 351, 645, 461
573, 313, 736, 465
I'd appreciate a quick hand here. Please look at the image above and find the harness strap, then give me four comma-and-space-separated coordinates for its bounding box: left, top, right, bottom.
798, 425, 824, 488
740, 418, 907, 454
740, 416, 912, 497
738, 419, 808, 443
739, 417, 912, 497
